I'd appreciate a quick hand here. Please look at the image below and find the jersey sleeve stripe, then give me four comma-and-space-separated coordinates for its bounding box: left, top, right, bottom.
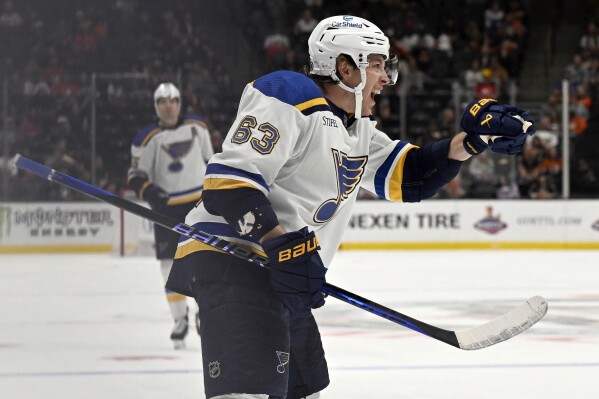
388, 145, 417, 201
204, 177, 260, 191
138, 181, 152, 199
374, 141, 415, 200
205, 163, 269, 191
167, 191, 202, 206
295, 97, 328, 111
300, 104, 331, 116
140, 127, 161, 147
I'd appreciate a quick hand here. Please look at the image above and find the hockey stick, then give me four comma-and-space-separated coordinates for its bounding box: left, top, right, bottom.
13, 154, 548, 350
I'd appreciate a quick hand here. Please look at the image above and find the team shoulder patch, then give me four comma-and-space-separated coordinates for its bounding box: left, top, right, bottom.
132, 123, 160, 148
251, 71, 330, 116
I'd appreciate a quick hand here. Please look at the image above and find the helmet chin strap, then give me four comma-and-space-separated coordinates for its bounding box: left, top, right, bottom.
332, 68, 367, 119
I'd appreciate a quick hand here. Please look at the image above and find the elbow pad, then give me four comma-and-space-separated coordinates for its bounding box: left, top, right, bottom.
203, 187, 280, 241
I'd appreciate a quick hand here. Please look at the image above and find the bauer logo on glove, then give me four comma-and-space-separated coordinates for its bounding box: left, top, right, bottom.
461, 98, 536, 155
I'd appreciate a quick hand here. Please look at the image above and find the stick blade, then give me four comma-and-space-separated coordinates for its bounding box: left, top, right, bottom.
455, 296, 548, 350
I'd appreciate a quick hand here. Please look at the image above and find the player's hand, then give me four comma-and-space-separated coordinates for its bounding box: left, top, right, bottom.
460, 99, 535, 155
488, 134, 527, 155
262, 227, 327, 313
144, 184, 169, 209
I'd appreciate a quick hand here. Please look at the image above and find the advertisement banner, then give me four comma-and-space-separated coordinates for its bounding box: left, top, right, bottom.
1, 200, 598, 253
0, 203, 118, 253
341, 200, 599, 249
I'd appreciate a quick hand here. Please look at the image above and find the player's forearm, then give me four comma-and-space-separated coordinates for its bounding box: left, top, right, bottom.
448, 132, 473, 161
259, 225, 286, 243
202, 187, 281, 242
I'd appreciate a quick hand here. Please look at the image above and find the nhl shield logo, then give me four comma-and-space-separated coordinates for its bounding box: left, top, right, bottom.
208, 361, 221, 378
276, 351, 290, 374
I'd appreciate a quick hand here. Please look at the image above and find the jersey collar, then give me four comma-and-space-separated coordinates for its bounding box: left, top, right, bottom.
325, 99, 376, 128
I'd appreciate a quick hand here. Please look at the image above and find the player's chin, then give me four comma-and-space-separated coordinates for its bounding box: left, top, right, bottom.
367, 93, 377, 108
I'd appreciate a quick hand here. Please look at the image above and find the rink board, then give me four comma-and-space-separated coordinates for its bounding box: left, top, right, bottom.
0, 200, 598, 253
341, 200, 599, 249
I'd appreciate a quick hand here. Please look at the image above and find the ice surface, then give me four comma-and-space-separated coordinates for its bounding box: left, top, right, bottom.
1, 250, 598, 398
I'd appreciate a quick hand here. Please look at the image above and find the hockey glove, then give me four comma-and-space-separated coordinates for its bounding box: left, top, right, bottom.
461, 98, 535, 155
488, 134, 528, 155
143, 184, 169, 209
262, 227, 327, 313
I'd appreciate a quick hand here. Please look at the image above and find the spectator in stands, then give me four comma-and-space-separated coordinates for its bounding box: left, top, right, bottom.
580, 21, 599, 53
294, 8, 318, 40
496, 175, 520, 199
542, 145, 562, 181
0, 0, 22, 29
426, 106, 456, 145
23, 64, 51, 97
436, 29, 453, 56
466, 151, 497, 198
569, 109, 588, 136
484, 1, 505, 32
574, 83, 592, 119
528, 174, 557, 199
533, 115, 560, 149
565, 54, 588, 87
263, 24, 291, 72
572, 159, 598, 195
517, 144, 544, 196
475, 68, 498, 99
463, 58, 484, 97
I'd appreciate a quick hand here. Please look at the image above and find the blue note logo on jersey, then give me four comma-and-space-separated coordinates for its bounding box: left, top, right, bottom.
161, 127, 197, 172
314, 149, 368, 223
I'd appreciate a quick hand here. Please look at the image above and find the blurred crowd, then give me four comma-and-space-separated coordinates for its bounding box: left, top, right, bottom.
1, 0, 597, 201
1, 0, 233, 200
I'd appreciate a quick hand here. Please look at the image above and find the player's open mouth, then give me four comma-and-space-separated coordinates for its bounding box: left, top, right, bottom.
371, 90, 381, 101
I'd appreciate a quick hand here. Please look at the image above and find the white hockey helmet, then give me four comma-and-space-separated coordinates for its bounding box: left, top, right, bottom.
308, 16, 398, 118
153, 83, 181, 118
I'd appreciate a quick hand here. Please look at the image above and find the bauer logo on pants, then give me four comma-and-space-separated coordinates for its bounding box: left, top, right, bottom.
208, 361, 220, 378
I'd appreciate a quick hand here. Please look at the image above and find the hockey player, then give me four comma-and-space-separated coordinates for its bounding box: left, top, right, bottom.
166, 16, 535, 398
128, 83, 214, 349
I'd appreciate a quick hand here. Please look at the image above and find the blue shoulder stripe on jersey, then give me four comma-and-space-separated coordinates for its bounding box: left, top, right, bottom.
206, 163, 269, 191
181, 114, 206, 123
374, 141, 411, 198
132, 123, 159, 146
252, 71, 329, 115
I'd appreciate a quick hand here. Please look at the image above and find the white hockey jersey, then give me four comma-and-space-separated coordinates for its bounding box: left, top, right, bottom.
129, 115, 214, 205
175, 72, 420, 268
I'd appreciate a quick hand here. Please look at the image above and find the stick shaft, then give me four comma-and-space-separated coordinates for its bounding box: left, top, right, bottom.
19, 154, 538, 349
